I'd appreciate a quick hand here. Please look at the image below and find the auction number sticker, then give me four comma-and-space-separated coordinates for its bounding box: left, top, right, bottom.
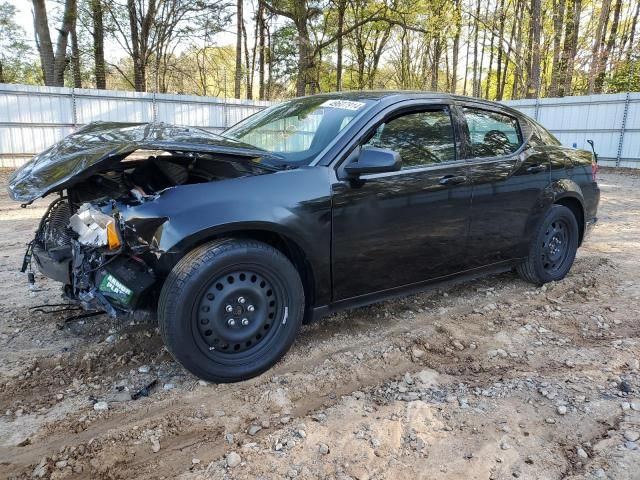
320, 99, 366, 111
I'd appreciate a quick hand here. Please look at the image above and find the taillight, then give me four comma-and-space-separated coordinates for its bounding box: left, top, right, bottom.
591, 158, 598, 182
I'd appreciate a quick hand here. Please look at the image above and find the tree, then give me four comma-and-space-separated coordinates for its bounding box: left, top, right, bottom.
526, 0, 541, 98
106, 0, 230, 92
587, 0, 611, 94
549, 0, 566, 97
263, 0, 387, 96
90, 0, 106, 89
235, 0, 243, 98
32, 0, 77, 87
558, 0, 581, 96
0, 1, 32, 84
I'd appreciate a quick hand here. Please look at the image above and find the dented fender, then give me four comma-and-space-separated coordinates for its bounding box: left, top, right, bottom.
118, 167, 334, 305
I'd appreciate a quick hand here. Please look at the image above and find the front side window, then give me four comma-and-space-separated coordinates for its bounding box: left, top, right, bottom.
364, 109, 456, 169
463, 107, 522, 158
224, 97, 375, 165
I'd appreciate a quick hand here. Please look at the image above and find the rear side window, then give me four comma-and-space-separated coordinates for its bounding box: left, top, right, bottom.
364, 109, 456, 169
462, 107, 522, 158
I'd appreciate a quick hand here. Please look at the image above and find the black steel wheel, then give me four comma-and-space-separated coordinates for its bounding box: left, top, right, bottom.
159, 239, 304, 382
540, 218, 571, 274
517, 205, 579, 285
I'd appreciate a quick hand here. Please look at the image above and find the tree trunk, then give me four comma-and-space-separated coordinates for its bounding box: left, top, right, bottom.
526, 0, 541, 98
431, 36, 441, 91
90, 0, 106, 89
451, 0, 461, 93
471, 0, 481, 97
33, 0, 75, 87
266, 22, 273, 99
336, 0, 346, 91
561, 0, 581, 96
463, 13, 472, 96
235, 0, 243, 98
588, 0, 611, 94
0, 61, 4, 84
549, 0, 566, 97
626, 0, 639, 62
258, 1, 266, 100
495, 0, 506, 100
594, 0, 622, 93
242, 16, 252, 99
32, 0, 54, 85
511, 0, 523, 99
296, 20, 312, 96
127, 0, 147, 92
70, 18, 81, 88
484, 0, 498, 99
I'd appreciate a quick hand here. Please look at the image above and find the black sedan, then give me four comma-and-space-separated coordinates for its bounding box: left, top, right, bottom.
8, 92, 600, 382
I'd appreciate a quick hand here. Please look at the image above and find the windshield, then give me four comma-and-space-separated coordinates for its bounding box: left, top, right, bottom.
223, 96, 376, 165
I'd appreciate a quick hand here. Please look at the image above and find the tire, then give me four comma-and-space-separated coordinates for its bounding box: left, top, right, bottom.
158, 239, 305, 383
516, 205, 579, 285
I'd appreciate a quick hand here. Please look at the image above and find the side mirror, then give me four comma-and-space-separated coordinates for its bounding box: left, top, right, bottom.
344, 147, 402, 177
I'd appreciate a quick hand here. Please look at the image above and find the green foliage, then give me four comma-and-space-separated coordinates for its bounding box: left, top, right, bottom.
606, 60, 640, 93
270, 23, 299, 91
0, 1, 39, 84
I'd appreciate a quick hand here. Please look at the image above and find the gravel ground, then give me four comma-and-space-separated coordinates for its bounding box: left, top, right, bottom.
0, 170, 639, 480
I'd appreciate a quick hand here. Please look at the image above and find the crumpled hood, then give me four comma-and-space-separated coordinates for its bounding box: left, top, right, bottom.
8, 121, 273, 203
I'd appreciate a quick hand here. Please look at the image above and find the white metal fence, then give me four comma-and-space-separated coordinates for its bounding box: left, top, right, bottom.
0, 83, 638, 168
504, 93, 640, 168
0, 84, 270, 168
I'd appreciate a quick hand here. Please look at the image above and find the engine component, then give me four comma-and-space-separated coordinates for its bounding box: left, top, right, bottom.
36, 197, 72, 250
69, 203, 122, 249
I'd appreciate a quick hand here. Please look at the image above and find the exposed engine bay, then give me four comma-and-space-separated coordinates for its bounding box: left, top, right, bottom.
23, 150, 268, 319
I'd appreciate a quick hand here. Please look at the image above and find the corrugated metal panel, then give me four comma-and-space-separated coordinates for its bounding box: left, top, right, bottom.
503, 93, 640, 167
0, 84, 270, 167
1, 84, 638, 168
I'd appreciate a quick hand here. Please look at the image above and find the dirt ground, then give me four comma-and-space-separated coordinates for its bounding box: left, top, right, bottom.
0, 169, 639, 480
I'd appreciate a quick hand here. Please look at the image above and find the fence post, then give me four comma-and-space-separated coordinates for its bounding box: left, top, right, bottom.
71, 86, 77, 129
152, 90, 158, 123
616, 92, 630, 167
223, 71, 229, 128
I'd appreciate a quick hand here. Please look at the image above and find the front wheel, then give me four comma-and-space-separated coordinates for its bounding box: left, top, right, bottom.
516, 205, 579, 285
158, 239, 304, 382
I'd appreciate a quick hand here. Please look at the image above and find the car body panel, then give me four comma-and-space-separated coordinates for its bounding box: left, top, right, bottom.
118, 167, 334, 305
7, 122, 277, 203
9, 91, 600, 323
331, 162, 473, 300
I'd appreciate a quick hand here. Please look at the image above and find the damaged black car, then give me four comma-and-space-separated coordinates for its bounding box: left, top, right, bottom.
8, 92, 599, 382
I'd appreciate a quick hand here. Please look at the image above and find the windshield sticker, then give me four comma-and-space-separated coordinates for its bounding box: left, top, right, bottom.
320, 99, 366, 111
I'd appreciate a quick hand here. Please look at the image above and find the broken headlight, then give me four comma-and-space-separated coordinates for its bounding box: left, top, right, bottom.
68, 203, 122, 250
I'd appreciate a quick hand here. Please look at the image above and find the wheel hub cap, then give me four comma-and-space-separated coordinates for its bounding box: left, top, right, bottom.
541, 219, 570, 272
196, 271, 278, 353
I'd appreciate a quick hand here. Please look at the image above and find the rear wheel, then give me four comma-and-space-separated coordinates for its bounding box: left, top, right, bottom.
516, 205, 579, 285
158, 239, 304, 382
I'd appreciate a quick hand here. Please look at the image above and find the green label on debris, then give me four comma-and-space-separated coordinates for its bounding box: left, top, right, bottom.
99, 273, 133, 305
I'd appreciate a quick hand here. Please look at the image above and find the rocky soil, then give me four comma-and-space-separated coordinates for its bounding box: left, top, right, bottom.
0, 169, 639, 480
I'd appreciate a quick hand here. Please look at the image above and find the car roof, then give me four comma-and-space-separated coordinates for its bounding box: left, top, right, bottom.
301, 90, 526, 119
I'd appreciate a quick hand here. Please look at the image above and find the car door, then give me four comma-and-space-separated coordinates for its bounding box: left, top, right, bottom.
459, 104, 551, 268
331, 104, 473, 301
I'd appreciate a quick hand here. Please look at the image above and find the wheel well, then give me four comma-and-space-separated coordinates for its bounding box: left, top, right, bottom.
201, 230, 316, 322
555, 197, 585, 245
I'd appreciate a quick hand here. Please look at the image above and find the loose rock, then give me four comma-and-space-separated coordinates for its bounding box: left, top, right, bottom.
226, 452, 241, 468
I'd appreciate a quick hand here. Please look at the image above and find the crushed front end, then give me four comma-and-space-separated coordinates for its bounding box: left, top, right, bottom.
24, 196, 156, 319
10, 122, 279, 320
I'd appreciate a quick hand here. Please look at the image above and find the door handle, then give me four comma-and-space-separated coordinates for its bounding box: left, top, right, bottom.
526, 165, 547, 174
439, 175, 467, 185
